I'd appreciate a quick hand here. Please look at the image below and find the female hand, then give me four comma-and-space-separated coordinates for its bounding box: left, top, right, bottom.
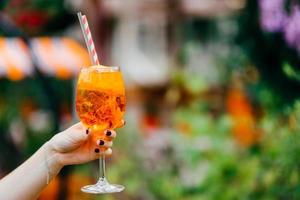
47, 122, 120, 168
0, 121, 124, 200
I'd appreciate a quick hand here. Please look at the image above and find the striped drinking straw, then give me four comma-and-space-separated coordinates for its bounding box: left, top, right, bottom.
77, 12, 100, 66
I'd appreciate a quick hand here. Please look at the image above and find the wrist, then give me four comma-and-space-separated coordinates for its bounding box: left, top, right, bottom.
43, 141, 64, 174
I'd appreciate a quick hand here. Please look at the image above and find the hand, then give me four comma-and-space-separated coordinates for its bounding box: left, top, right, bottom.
46, 122, 119, 168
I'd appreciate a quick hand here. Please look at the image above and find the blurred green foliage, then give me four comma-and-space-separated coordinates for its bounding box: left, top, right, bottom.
98, 99, 300, 200
237, 0, 300, 107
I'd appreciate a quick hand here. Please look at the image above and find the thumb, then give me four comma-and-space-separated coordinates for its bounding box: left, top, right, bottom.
63, 122, 89, 145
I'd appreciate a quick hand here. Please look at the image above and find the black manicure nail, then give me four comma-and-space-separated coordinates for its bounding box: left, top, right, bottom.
95, 148, 100, 153
86, 129, 89, 134
99, 140, 105, 146
106, 130, 112, 136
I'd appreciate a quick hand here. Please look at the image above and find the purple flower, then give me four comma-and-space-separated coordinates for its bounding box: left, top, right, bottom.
259, 0, 287, 32
283, 6, 300, 52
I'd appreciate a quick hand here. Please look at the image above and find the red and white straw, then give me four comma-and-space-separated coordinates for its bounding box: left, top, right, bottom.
77, 12, 100, 65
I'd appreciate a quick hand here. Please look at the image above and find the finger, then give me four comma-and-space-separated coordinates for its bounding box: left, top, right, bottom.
69, 122, 86, 131
93, 148, 112, 157
104, 130, 116, 139
64, 122, 87, 137
96, 139, 113, 148
104, 148, 112, 156
115, 119, 126, 128
64, 126, 88, 144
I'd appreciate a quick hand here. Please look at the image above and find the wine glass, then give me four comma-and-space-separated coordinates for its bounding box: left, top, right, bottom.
75, 65, 126, 193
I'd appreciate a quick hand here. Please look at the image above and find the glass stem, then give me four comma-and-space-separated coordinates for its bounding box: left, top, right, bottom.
99, 156, 106, 180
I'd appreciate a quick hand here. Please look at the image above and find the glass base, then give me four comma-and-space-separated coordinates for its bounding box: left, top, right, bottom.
81, 177, 125, 194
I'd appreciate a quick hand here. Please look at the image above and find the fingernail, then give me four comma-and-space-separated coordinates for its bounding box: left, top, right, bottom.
106, 130, 112, 136
86, 129, 89, 135
99, 140, 105, 146
95, 148, 100, 153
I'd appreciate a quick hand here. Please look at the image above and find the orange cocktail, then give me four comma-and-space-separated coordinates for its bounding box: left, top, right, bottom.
76, 65, 126, 143
75, 65, 126, 193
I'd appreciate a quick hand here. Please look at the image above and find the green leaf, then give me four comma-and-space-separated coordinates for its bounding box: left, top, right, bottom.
282, 62, 300, 82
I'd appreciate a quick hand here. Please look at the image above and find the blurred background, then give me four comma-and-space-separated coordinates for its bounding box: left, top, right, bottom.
1, 0, 300, 199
